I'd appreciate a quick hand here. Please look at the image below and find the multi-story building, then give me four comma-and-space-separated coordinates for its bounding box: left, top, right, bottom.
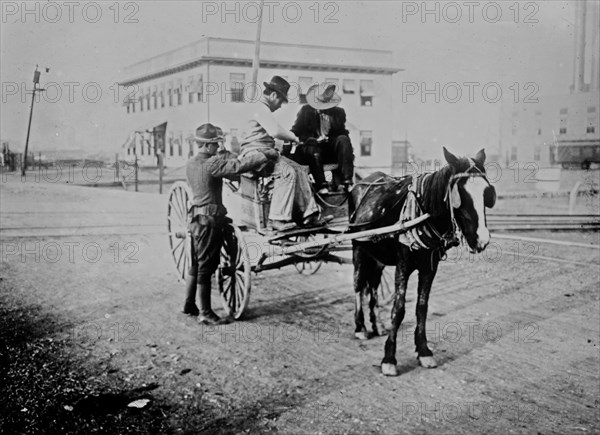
117, 37, 401, 170
499, 90, 599, 166
499, 0, 599, 168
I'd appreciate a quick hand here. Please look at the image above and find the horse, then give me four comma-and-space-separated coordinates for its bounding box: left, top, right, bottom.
348, 147, 496, 376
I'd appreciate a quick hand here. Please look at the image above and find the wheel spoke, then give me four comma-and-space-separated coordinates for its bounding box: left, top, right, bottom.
171, 237, 184, 255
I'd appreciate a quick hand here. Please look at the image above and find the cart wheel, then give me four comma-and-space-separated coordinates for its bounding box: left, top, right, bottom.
294, 261, 322, 275
167, 181, 192, 282
284, 234, 325, 275
217, 224, 251, 319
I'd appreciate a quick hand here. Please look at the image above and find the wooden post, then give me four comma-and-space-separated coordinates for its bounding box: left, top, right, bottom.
134, 149, 139, 192
38, 152, 41, 170
158, 153, 164, 194
115, 153, 120, 180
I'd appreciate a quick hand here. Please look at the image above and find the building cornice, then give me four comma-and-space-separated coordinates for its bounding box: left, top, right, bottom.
118, 56, 403, 87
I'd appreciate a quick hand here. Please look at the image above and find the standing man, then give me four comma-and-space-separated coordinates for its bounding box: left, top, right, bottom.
291, 83, 355, 192
240, 76, 321, 231
184, 123, 275, 325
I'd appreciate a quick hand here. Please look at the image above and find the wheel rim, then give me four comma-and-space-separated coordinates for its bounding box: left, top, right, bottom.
167, 181, 192, 282
217, 225, 251, 319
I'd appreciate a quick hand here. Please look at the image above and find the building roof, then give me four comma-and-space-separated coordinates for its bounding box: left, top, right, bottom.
119, 37, 403, 86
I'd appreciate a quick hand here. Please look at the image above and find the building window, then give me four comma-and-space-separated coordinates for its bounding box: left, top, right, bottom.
299, 76, 313, 104
188, 138, 194, 158
153, 86, 158, 109
559, 107, 568, 115
131, 101, 136, 113
360, 130, 372, 156
147, 141, 152, 156
360, 80, 374, 106
169, 139, 174, 156
559, 127, 567, 135
587, 125, 595, 134
160, 87, 165, 108
146, 88, 151, 111
176, 79, 183, 105
140, 138, 144, 155
178, 139, 183, 156
230, 73, 245, 103
126, 104, 130, 114
342, 79, 356, 94
168, 82, 173, 106
127, 147, 131, 156
139, 96, 144, 112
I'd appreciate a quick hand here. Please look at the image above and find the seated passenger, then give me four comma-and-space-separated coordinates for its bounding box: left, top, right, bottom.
291, 83, 355, 192
239, 76, 323, 231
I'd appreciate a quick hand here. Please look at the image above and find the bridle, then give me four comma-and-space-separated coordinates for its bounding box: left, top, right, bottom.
444, 160, 495, 247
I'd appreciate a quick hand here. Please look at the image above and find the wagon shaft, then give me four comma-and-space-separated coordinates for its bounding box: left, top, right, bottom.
261, 214, 431, 259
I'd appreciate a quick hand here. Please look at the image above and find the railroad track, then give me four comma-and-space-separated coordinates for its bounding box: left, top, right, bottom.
1, 215, 597, 238
488, 214, 599, 231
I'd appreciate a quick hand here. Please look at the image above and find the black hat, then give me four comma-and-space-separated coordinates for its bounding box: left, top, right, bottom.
191, 123, 224, 143
263, 75, 290, 102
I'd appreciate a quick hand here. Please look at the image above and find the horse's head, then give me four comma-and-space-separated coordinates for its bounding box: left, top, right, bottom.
443, 147, 496, 253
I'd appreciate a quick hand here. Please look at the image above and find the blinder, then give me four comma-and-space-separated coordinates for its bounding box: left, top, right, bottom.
484, 185, 496, 208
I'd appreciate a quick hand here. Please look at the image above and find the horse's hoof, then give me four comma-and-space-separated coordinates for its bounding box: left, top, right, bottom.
418, 356, 438, 368
354, 331, 369, 340
381, 363, 398, 376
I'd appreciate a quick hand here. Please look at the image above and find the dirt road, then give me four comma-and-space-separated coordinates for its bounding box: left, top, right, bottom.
1, 178, 598, 434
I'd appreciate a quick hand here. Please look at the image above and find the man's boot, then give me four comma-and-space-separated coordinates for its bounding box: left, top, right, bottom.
182, 274, 199, 316
198, 280, 230, 325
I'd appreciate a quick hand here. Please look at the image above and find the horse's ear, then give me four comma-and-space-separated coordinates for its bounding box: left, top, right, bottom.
443, 147, 459, 167
474, 148, 486, 166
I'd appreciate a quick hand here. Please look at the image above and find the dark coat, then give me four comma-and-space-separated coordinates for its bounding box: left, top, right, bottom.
291, 105, 349, 144
186, 150, 268, 212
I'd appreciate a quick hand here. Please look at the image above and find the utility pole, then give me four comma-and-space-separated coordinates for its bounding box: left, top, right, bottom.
250, 0, 265, 101
22, 65, 48, 176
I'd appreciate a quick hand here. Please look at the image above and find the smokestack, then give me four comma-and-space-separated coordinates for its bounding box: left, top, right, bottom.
591, 0, 600, 91
572, 0, 587, 93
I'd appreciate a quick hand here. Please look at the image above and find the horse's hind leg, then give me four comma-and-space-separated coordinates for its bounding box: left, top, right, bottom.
353, 243, 373, 340
367, 265, 384, 337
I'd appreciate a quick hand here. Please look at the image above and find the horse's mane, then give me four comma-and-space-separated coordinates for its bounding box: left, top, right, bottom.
421, 165, 453, 217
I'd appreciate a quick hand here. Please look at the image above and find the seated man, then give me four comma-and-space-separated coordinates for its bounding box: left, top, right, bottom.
291, 83, 355, 192
240, 75, 321, 231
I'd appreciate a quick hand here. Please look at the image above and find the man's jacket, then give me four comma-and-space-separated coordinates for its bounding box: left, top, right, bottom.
186, 150, 270, 216
291, 105, 350, 143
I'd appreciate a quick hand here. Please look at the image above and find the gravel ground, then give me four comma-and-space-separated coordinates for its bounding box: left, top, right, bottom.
1, 175, 598, 434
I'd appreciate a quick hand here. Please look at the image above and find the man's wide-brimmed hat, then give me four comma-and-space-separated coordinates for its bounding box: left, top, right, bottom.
191, 123, 224, 143
263, 75, 290, 102
306, 83, 342, 110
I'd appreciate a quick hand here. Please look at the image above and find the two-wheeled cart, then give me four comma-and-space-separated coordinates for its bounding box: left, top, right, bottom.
167, 172, 428, 320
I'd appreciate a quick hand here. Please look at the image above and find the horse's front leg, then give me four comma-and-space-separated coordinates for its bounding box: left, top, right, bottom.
381, 263, 409, 376
352, 244, 369, 340
414, 257, 440, 368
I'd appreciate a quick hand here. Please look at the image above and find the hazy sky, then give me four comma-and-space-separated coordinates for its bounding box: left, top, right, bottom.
1, 0, 578, 159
